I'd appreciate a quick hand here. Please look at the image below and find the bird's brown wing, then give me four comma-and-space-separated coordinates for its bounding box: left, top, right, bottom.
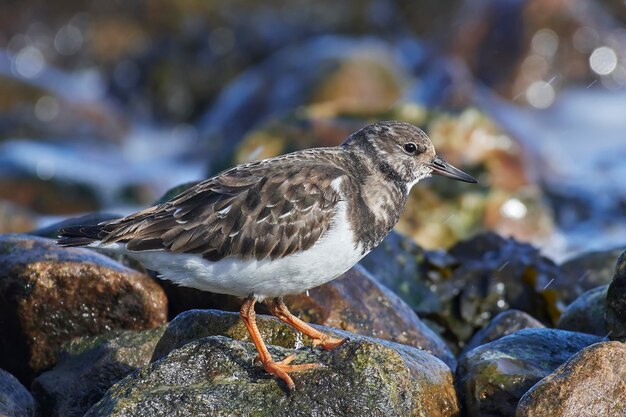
97, 159, 346, 261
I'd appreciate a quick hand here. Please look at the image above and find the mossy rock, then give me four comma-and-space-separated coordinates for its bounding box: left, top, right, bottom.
88, 335, 458, 417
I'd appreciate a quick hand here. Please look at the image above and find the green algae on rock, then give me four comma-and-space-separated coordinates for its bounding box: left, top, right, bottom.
88, 336, 458, 417
32, 327, 166, 417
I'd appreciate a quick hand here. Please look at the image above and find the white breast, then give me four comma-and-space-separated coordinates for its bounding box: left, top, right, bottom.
93, 201, 365, 300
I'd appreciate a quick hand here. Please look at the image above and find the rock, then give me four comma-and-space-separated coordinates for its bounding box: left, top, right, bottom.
364, 232, 565, 351
463, 309, 544, 353
32, 327, 165, 417
456, 328, 604, 417
517, 341, 626, 417
438, 233, 562, 347
153, 309, 454, 370
282, 265, 455, 368
0, 201, 38, 234
0, 234, 167, 383
0, 368, 36, 417
89, 337, 458, 417
161, 261, 455, 368
0, 162, 101, 215
607, 250, 626, 341
560, 248, 625, 298
360, 230, 449, 314
557, 285, 608, 336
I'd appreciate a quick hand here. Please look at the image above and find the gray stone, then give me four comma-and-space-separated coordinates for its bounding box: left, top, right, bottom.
463, 309, 544, 354
32, 327, 166, 417
557, 285, 608, 336
0, 368, 36, 417
560, 247, 625, 295
456, 328, 604, 417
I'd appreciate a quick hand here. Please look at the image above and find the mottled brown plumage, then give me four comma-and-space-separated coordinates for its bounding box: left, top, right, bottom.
93, 151, 346, 261
58, 120, 477, 391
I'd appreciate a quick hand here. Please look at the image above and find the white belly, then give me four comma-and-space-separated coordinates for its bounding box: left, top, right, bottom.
93, 202, 365, 300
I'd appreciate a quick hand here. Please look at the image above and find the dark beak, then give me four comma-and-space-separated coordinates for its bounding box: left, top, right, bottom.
429, 155, 478, 183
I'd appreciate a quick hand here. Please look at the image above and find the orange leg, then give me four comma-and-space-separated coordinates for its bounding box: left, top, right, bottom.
239, 297, 317, 390
269, 297, 347, 350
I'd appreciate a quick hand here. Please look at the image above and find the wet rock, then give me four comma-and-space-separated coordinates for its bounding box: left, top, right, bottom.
91, 337, 458, 416
363, 232, 564, 351
463, 309, 544, 354
0, 162, 101, 215
607, 250, 626, 341
282, 265, 455, 368
0, 76, 127, 143
360, 230, 448, 314
560, 247, 625, 297
557, 285, 608, 336
153, 309, 454, 371
0, 369, 36, 417
32, 327, 165, 417
0, 234, 167, 383
436, 233, 562, 347
517, 341, 626, 417
456, 328, 604, 417
161, 259, 454, 367
0, 201, 38, 234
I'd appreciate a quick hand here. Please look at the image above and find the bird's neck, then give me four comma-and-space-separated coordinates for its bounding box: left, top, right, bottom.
341, 151, 409, 253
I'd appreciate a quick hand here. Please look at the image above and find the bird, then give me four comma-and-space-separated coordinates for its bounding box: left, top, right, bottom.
58, 120, 477, 390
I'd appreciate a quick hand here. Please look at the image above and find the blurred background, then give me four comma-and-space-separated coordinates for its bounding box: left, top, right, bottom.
1, 0, 626, 261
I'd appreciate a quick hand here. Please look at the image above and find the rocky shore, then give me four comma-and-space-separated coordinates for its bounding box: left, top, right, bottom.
0, 229, 624, 416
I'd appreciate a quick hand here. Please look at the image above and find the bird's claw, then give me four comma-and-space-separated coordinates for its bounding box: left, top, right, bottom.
312, 336, 348, 351
262, 355, 320, 391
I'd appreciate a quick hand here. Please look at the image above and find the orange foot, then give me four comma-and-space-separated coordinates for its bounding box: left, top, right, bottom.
262, 355, 320, 390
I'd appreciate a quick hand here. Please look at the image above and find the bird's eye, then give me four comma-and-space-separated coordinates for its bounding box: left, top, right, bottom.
403, 143, 418, 154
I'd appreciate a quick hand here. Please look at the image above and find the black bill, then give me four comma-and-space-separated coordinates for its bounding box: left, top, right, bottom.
429, 155, 478, 183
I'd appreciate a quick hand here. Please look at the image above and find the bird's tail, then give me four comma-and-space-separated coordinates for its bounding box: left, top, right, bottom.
57, 224, 105, 247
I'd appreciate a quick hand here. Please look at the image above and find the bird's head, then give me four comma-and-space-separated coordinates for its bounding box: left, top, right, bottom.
343, 120, 477, 189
